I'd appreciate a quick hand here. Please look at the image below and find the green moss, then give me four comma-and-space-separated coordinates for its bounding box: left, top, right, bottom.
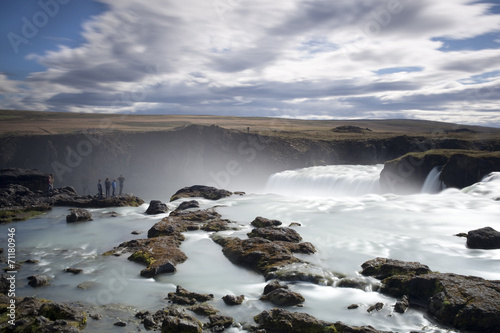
386, 149, 500, 165
0, 209, 47, 223
128, 250, 156, 266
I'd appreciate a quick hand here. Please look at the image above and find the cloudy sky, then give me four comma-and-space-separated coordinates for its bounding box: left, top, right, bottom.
1, 0, 500, 126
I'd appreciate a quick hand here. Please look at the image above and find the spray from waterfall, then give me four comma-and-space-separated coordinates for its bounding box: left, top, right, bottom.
421, 166, 445, 194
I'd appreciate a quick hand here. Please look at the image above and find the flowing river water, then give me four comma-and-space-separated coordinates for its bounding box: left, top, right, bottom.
3, 165, 500, 332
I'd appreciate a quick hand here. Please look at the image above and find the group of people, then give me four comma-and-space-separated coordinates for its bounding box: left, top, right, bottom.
97, 175, 125, 198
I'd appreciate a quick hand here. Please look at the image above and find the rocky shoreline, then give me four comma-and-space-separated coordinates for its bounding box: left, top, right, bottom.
1, 178, 500, 331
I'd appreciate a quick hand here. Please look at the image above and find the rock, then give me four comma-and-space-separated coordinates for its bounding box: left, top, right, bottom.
145, 200, 168, 215
0, 168, 51, 192
170, 185, 232, 201
175, 200, 200, 211
90, 313, 103, 320
380, 150, 500, 194
347, 304, 359, 310
263, 280, 288, 295
260, 287, 305, 306
114, 321, 127, 327
131, 230, 143, 235
77, 281, 100, 290
188, 304, 219, 316
148, 209, 223, 238
394, 295, 409, 314
208, 314, 233, 329
66, 208, 93, 223
365, 258, 500, 332
361, 257, 431, 280
54, 194, 145, 208
266, 263, 334, 285
167, 285, 214, 305
289, 222, 301, 227
251, 216, 282, 228
367, 302, 384, 313
337, 278, 373, 291
27, 275, 50, 287
254, 308, 392, 333
466, 226, 500, 249
161, 312, 202, 333
248, 227, 302, 243
222, 294, 245, 305
63, 268, 83, 274
0, 297, 87, 332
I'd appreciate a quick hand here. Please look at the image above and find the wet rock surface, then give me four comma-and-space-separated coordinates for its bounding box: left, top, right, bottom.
175, 199, 200, 211
362, 257, 500, 332
0, 296, 86, 332
66, 208, 92, 223
145, 199, 169, 215
167, 285, 214, 305
247, 226, 302, 243
260, 287, 305, 306
361, 257, 431, 280
253, 308, 392, 333
466, 226, 500, 249
27, 274, 51, 287
170, 185, 233, 201
222, 294, 245, 306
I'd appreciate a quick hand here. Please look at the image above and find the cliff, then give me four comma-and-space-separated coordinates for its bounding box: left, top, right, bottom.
1, 124, 499, 199
380, 150, 500, 194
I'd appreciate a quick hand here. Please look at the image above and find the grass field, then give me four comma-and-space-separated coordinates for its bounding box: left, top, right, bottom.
1, 109, 500, 141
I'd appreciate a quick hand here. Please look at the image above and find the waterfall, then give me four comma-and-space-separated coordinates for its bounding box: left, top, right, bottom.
265, 165, 383, 197
421, 166, 445, 193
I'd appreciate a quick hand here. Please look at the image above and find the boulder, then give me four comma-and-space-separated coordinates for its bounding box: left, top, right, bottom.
54, 194, 144, 208
207, 314, 233, 330
248, 226, 302, 243
251, 216, 282, 228
363, 258, 500, 332
0, 168, 51, 192
161, 313, 202, 333
66, 208, 92, 223
254, 308, 392, 333
63, 268, 83, 274
361, 257, 431, 279
170, 185, 232, 201
167, 285, 214, 305
27, 275, 50, 287
466, 226, 500, 249
145, 200, 168, 215
394, 295, 410, 314
175, 200, 200, 211
260, 287, 305, 306
222, 294, 245, 305
263, 280, 288, 295
188, 304, 219, 316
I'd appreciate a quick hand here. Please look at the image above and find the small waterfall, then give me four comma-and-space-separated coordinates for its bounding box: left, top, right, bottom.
265, 165, 383, 197
421, 166, 445, 193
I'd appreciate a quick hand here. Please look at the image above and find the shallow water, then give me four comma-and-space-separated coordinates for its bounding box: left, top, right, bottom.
2, 165, 500, 332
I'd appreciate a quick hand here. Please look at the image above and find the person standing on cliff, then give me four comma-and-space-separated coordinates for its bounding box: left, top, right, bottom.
112, 179, 117, 196
105, 178, 111, 198
97, 179, 103, 199
118, 174, 125, 195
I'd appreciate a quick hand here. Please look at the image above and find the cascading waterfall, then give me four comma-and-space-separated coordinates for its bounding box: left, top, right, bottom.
421, 166, 445, 193
265, 165, 383, 197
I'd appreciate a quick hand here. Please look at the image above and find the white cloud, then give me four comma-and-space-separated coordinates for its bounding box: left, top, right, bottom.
1, 0, 500, 126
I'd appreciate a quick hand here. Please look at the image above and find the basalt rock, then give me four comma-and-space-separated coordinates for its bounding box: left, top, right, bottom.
148, 209, 223, 238
53, 194, 144, 208
0, 296, 87, 332
260, 287, 305, 306
222, 294, 245, 306
253, 308, 392, 333
361, 257, 431, 279
248, 226, 302, 243
167, 285, 214, 305
66, 208, 93, 223
27, 274, 51, 287
251, 216, 282, 228
161, 310, 203, 333
466, 226, 500, 249
0, 168, 51, 192
363, 258, 500, 332
145, 200, 168, 215
170, 185, 232, 202
175, 200, 200, 211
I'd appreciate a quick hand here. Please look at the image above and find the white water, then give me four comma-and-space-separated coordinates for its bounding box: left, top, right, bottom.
2, 165, 500, 332
421, 166, 445, 194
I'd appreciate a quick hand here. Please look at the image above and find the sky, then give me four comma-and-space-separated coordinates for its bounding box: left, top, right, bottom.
1, 0, 500, 127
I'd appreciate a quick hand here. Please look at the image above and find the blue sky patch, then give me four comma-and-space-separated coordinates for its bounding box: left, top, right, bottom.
374, 67, 424, 76
433, 33, 500, 52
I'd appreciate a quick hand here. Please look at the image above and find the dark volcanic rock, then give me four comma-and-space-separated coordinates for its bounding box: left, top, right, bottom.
66, 208, 93, 223
361, 257, 431, 279
466, 226, 500, 249
175, 200, 200, 211
170, 185, 232, 201
63, 268, 83, 274
364, 258, 500, 332
188, 304, 219, 316
0, 296, 86, 332
248, 226, 302, 243
394, 295, 410, 314
208, 314, 233, 330
222, 294, 245, 305
260, 287, 305, 306
0, 168, 51, 192
27, 274, 50, 287
263, 280, 288, 295
254, 308, 392, 333
251, 216, 282, 228
167, 285, 214, 305
145, 200, 168, 215
53, 193, 144, 208
162, 311, 203, 333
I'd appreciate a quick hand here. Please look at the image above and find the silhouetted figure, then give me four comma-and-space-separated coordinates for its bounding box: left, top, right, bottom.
105, 178, 111, 198
97, 179, 103, 199
112, 179, 117, 196
118, 174, 125, 195
48, 176, 53, 195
